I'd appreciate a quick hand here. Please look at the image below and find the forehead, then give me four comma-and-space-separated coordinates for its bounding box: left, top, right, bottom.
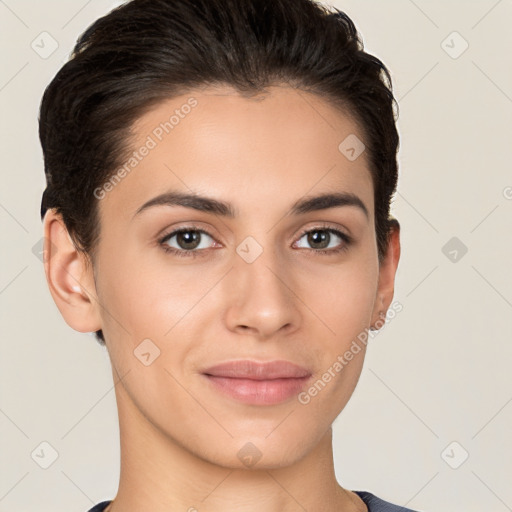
99, 84, 374, 221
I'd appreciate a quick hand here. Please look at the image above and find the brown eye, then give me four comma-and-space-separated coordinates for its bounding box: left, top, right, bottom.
306, 230, 331, 249
295, 227, 350, 253
160, 228, 215, 254
175, 230, 202, 250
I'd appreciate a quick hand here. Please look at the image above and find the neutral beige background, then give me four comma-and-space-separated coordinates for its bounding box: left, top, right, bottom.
1, 1, 511, 511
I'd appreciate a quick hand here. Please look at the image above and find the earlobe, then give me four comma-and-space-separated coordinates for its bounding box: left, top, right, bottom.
42, 209, 103, 334
370, 219, 401, 330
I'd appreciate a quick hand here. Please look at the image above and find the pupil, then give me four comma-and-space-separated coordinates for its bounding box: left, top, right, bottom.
178, 231, 200, 249
309, 230, 329, 249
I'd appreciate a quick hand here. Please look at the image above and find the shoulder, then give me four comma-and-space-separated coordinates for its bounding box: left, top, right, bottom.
353, 490, 422, 512
86, 501, 111, 512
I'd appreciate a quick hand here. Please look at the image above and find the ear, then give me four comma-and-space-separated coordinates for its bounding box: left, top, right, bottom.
42, 209, 102, 334
370, 218, 401, 330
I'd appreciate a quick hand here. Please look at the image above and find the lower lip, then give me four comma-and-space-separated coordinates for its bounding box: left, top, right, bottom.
203, 374, 311, 405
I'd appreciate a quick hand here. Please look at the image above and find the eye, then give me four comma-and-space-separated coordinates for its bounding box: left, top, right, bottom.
294, 226, 352, 255
158, 223, 352, 259
158, 226, 216, 258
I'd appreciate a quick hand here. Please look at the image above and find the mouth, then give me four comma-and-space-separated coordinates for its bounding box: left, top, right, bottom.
201, 359, 312, 405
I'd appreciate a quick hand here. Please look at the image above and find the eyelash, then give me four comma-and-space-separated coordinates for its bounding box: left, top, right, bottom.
157, 223, 353, 259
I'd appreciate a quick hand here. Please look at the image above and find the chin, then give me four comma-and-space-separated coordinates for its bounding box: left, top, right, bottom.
188, 430, 317, 471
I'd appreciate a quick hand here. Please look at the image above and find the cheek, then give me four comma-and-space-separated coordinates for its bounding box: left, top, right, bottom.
96, 246, 201, 335
95, 261, 196, 408
297, 255, 379, 336
96, 252, 222, 384
295, 256, 378, 399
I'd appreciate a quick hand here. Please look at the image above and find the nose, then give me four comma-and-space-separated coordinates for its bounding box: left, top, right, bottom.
223, 245, 302, 339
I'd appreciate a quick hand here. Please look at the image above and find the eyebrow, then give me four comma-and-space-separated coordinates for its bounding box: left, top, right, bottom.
133, 190, 369, 220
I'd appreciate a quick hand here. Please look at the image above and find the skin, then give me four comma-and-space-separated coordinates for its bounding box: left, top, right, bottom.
43, 84, 400, 512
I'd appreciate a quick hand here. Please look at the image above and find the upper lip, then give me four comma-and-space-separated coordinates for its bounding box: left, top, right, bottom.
202, 360, 312, 380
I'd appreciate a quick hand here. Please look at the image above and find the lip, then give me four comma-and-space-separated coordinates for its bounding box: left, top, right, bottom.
201, 360, 312, 405
202, 359, 312, 379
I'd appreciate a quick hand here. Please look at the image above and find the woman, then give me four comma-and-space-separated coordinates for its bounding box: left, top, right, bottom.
39, 0, 417, 510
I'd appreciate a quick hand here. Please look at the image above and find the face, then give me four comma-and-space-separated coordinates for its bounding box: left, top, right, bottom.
86, 85, 385, 468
